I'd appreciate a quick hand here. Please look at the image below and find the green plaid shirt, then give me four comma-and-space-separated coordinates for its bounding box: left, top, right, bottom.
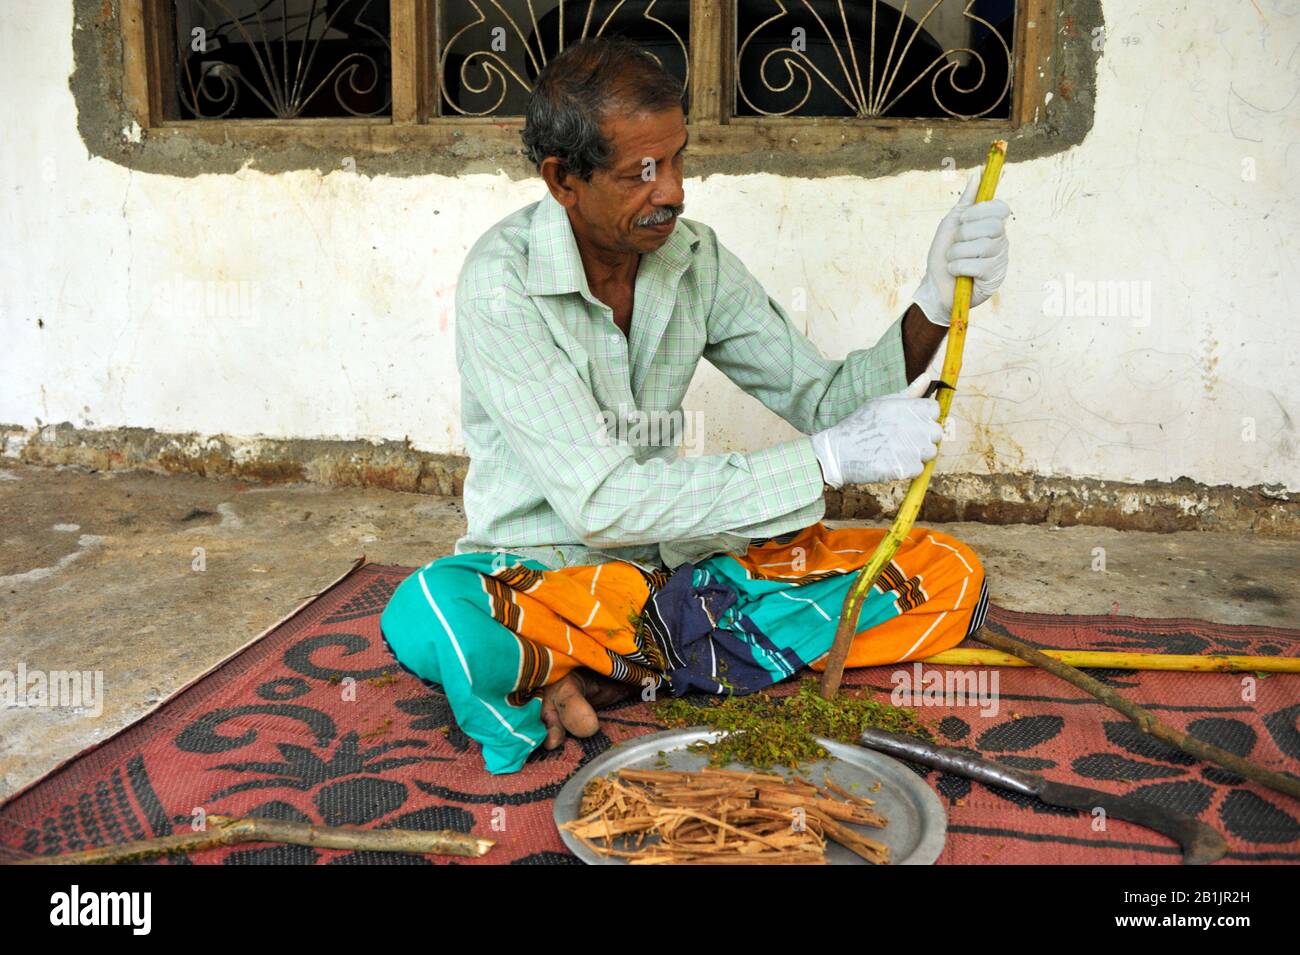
454, 193, 909, 571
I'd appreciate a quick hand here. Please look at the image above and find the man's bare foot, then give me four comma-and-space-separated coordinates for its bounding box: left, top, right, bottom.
538, 669, 634, 750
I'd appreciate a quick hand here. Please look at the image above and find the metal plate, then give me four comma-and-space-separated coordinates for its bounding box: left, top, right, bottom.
554, 727, 947, 865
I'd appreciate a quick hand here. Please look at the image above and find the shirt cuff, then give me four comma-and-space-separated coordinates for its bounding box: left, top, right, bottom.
858, 312, 910, 398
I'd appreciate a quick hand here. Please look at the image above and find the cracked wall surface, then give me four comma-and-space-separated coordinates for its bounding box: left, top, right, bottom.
4, 422, 1296, 535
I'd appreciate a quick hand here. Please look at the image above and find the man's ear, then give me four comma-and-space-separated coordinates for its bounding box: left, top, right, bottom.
540, 157, 579, 208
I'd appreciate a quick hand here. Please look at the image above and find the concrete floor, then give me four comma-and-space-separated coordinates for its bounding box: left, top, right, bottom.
1, 461, 1297, 801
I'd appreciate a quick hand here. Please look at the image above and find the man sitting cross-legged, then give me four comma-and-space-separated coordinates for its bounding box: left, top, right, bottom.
381, 38, 1010, 774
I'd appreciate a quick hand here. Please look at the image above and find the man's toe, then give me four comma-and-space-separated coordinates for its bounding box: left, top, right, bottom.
540, 698, 566, 750
553, 677, 601, 738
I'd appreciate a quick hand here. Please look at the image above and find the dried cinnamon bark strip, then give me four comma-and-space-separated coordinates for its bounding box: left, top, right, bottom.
698, 768, 790, 785
754, 787, 888, 828
822, 774, 877, 807
807, 809, 890, 865
632, 850, 826, 865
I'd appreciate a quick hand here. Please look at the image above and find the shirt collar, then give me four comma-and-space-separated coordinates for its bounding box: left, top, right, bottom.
524, 191, 700, 298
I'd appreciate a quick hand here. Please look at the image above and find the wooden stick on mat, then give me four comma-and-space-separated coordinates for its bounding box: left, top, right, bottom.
972, 628, 1300, 803
16, 815, 495, 865
927, 648, 1300, 673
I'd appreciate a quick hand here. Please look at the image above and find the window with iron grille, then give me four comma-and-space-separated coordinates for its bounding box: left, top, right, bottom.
124, 1, 1058, 142
734, 1, 1015, 120
438, 1, 692, 117
169, 0, 393, 119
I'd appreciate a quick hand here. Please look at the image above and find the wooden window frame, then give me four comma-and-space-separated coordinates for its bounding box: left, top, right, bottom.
122, 0, 1059, 157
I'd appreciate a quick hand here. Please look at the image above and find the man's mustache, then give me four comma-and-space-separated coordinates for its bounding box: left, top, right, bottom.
635, 205, 685, 227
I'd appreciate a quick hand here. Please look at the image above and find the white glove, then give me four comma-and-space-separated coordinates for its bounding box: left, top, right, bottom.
912, 172, 1012, 327
809, 382, 944, 488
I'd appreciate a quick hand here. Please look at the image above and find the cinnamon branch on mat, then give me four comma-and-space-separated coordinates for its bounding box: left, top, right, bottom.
19, 815, 495, 865
560, 767, 890, 865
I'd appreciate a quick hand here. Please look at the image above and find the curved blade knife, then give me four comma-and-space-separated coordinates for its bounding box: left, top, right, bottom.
856, 726, 1228, 865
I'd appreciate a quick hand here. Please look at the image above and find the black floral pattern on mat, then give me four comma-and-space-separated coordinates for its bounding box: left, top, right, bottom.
1263, 704, 1300, 760
257, 678, 312, 701
1125, 780, 1216, 819
225, 844, 320, 865
205, 731, 449, 801
395, 692, 473, 752
1068, 712, 1300, 846
1103, 721, 1197, 765
511, 852, 584, 865
1218, 790, 1300, 844
939, 716, 970, 741
284, 633, 400, 682
175, 704, 336, 753
908, 691, 1300, 844
1072, 753, 1187, 781
975, 716, 1063, 752
321, 577, 399, 624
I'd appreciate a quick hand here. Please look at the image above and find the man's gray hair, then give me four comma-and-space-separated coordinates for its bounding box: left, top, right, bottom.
521, 37, 685, 181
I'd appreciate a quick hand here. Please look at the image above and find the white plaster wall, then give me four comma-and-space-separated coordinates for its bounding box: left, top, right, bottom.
1, 1, 1297, 490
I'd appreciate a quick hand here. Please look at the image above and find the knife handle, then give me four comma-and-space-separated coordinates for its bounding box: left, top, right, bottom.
856, 726, 1044, 797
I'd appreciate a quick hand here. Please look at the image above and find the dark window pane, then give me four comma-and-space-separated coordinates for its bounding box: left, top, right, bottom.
438, 1, 690, 117
736, 0, 1014, 119
171, 0, 391, 119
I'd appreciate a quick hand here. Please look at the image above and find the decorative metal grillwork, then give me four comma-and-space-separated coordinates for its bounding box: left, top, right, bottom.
171, 0, 392, 119
736, 0, 1014, 119
439, 1, 690, 117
